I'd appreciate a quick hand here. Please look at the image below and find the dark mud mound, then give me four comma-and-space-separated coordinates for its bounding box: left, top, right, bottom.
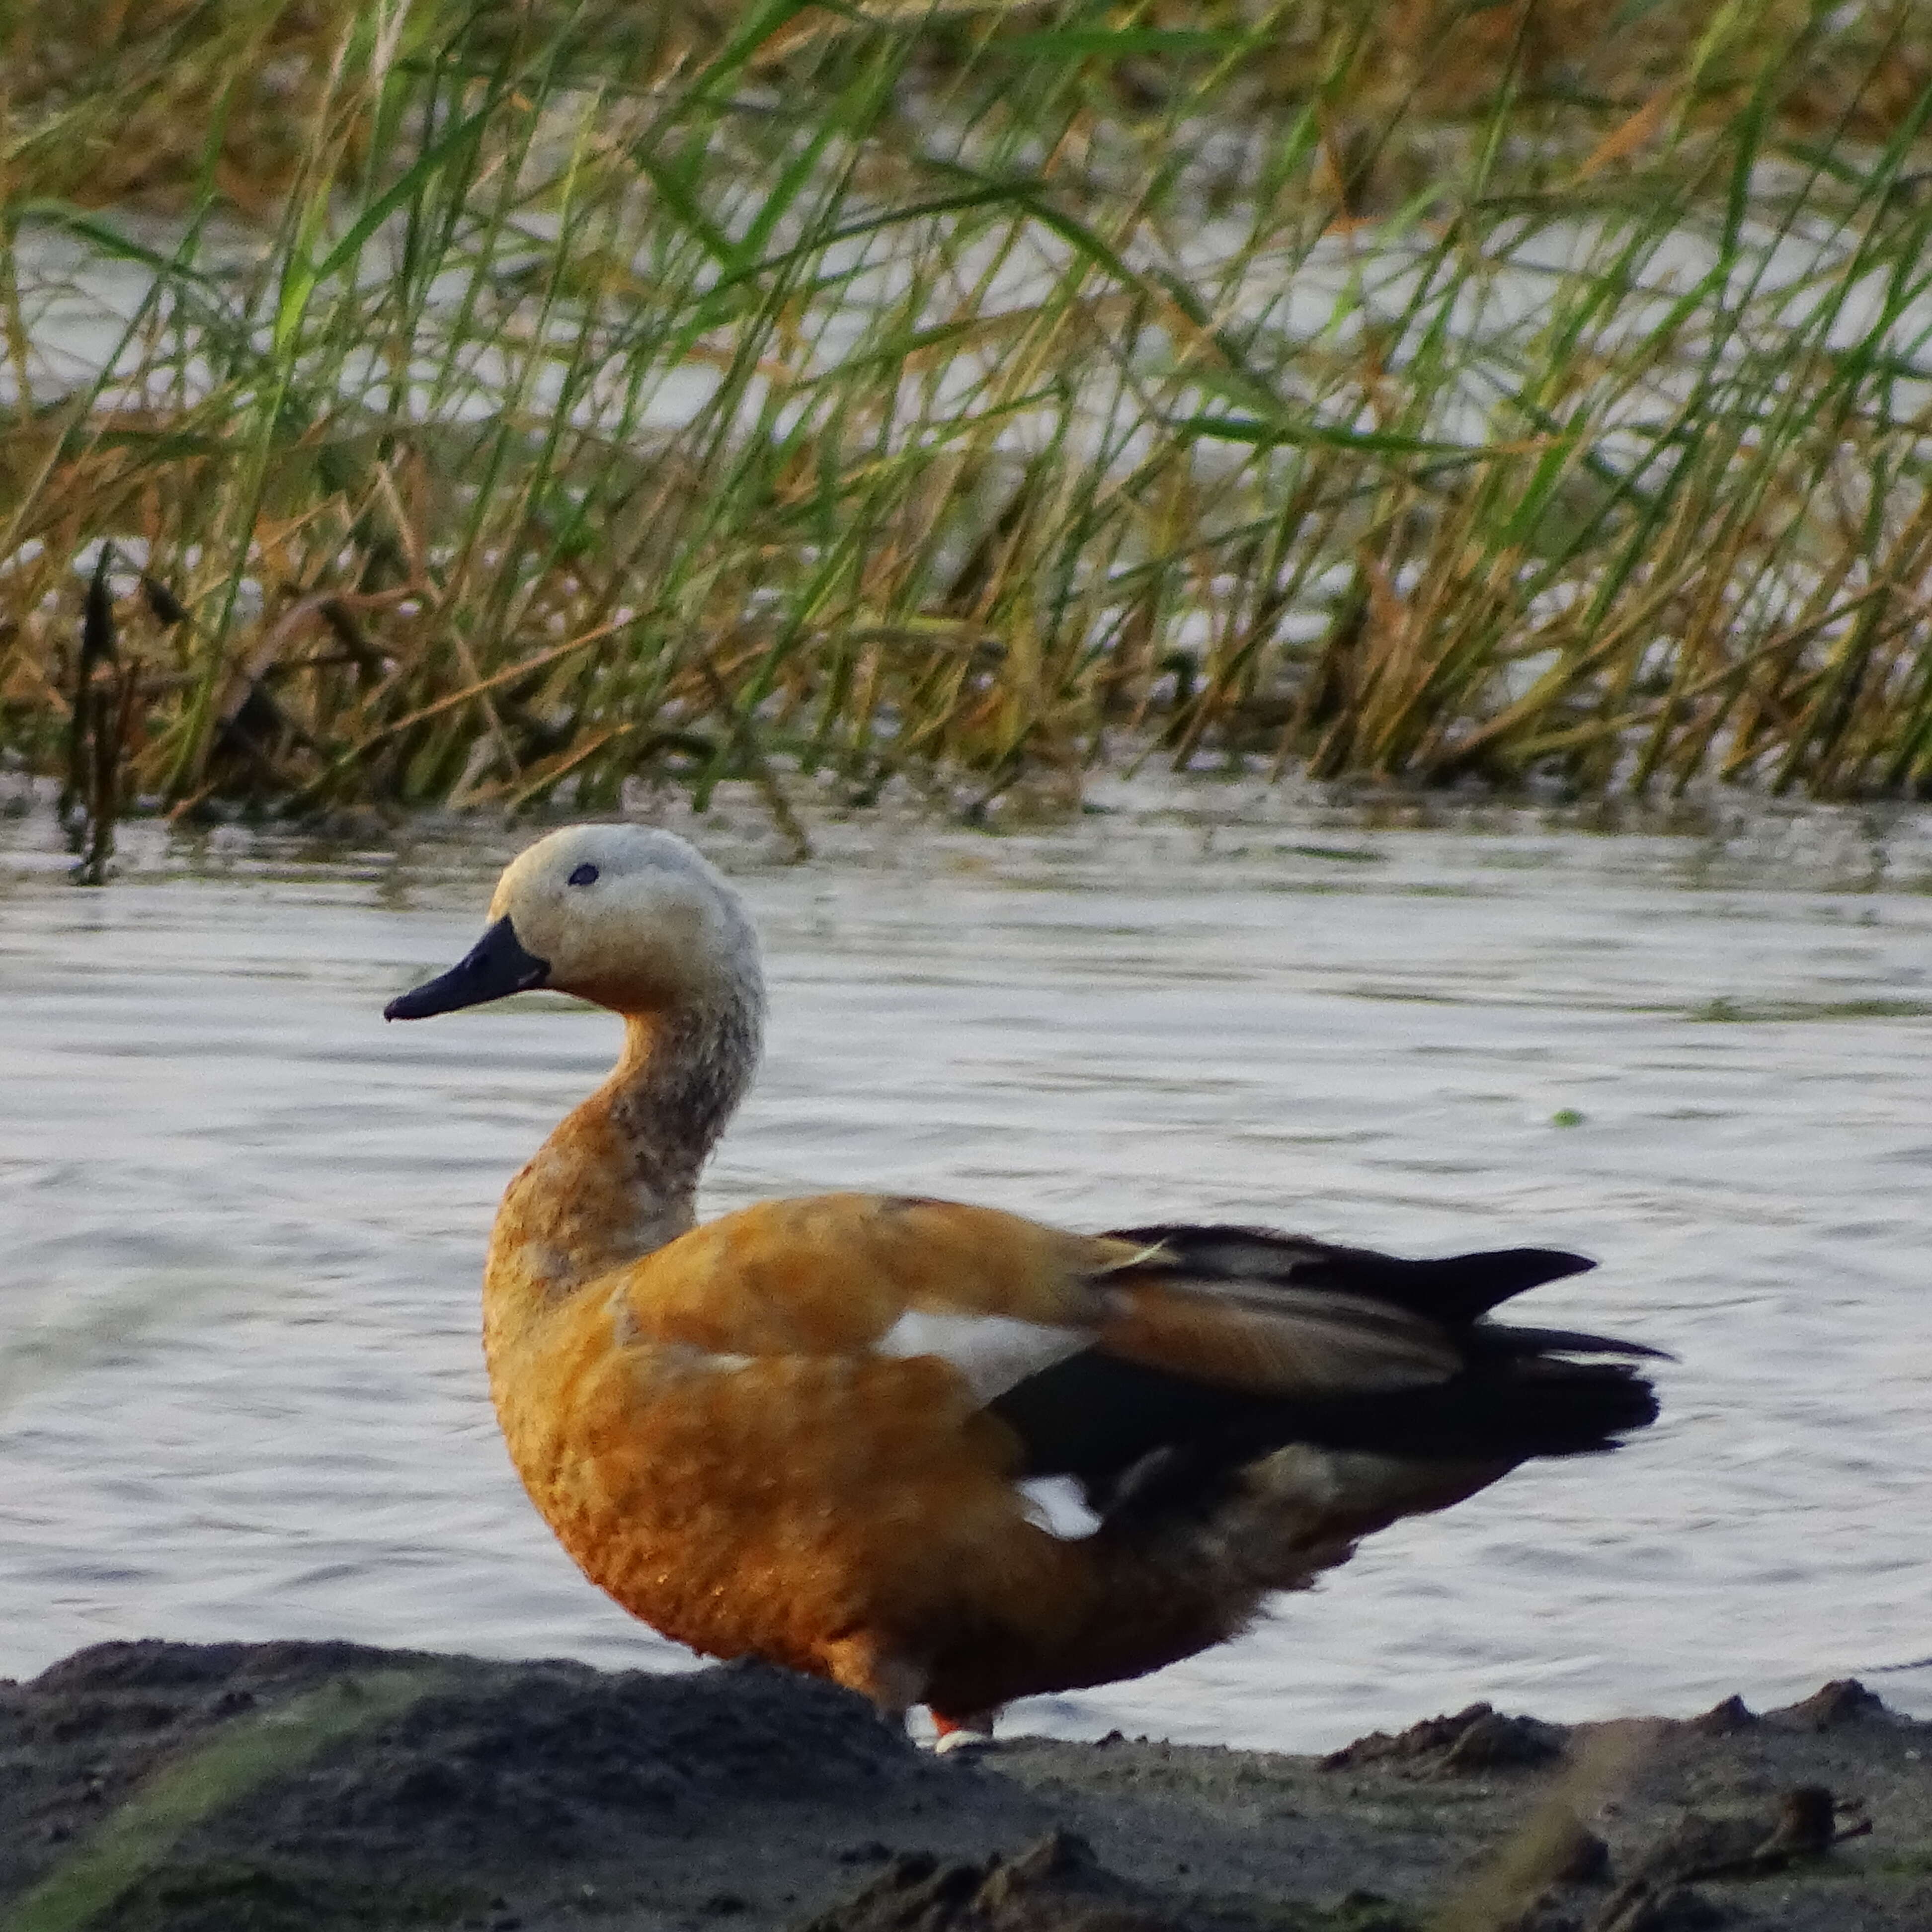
800, 1830, 1181, 1932
1318, 1701, 1566, 1776
8, 1640, 924, 1855
4, 1639, 444, 1863
239, 1652, 928, 1868
3, 1641, 979, 1932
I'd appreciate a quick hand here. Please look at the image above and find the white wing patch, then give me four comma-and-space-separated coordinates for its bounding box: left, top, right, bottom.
1019, 1475, 1101, 1541
875, 1308, 1087, 1405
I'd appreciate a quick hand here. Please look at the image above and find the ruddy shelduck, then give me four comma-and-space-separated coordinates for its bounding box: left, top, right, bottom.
387, 824, 1661, 1742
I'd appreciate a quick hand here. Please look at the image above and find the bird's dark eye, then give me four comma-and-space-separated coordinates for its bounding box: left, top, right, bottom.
568, 863, 599, 886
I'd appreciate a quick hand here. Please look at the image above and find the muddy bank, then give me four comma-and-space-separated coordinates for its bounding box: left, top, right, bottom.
2, 1643, 1928, 1932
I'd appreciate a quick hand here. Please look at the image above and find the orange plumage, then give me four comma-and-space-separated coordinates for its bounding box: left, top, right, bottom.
388, 825, 1661, 1736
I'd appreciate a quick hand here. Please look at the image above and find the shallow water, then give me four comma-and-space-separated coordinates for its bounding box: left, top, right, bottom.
16, 195, 1928, 424
3, 785, 1932, 1751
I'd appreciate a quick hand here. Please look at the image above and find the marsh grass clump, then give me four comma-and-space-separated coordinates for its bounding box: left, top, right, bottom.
2, 0, 1931, 838
59, 547, 123, 883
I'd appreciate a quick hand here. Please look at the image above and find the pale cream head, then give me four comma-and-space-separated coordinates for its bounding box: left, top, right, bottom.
487, 824, 764, 1018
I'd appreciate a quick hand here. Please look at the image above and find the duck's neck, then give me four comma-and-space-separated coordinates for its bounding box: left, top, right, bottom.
483, 989, 762, 1336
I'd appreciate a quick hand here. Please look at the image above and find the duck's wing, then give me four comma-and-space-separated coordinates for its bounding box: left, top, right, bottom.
614, 1194, 1466, 1395
609, 1193, 1127, 1401
993, 1221, 1663, 1517
1092, 1221, 1665, 1371
614, 1197, 1658, 1497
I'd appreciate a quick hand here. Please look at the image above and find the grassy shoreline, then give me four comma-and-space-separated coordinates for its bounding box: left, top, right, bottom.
4, 1, 1932, 858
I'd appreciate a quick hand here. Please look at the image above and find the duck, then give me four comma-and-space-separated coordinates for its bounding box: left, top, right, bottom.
385, 822, 1662, 1744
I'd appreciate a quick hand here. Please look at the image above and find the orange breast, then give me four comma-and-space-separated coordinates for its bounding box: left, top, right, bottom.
482, 1266, 1094, 1701
478, 1191, 1240, 1711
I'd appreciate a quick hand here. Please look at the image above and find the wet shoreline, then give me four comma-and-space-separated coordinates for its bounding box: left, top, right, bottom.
5, 1641, 1928, 1932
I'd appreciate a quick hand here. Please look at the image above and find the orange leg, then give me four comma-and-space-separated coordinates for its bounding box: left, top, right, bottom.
930, 1707, 998, 1753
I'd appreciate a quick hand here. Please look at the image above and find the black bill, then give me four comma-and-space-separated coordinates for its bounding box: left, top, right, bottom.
385, 916, 550, 1021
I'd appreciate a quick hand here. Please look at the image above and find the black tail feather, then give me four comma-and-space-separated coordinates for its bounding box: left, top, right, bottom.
995, 1347, 1659, 1501
1085, 1356, 1659, 1529
1105, 1223, 1596, 1324
1475, 1323, 1673, 1363
1262, 1357, 1663, 1462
